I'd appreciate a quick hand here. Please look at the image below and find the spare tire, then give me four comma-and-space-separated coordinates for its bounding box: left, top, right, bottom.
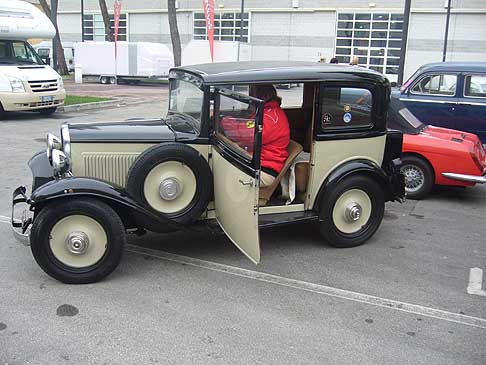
126, 143, 212, 225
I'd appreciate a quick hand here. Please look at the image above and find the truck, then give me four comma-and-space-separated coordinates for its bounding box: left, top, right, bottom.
73, 41, 174, 84
0, 0, 66, 118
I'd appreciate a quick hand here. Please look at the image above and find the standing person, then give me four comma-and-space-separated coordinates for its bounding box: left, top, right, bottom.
330, 57, 339, 64
350, 56, 360, 66
250, 84, 290, 187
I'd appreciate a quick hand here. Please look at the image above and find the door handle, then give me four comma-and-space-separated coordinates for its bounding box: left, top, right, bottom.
238, 179, 254, 187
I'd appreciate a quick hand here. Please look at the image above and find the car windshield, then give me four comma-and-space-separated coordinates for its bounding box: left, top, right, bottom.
400, 67, 423, 91
168, 79, 204, 132
0, 40, 44, 65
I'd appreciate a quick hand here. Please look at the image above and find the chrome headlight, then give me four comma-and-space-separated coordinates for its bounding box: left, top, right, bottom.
51, 149, 70, 177
8, 77, 25, 93
60, 124, 71, 159
47, 133, 62, 164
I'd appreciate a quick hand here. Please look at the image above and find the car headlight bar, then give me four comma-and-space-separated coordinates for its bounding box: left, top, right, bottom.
47, 131, 71, 177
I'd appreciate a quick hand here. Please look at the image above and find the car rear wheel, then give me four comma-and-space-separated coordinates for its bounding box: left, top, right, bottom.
30, 198, 126, 284
318, 175, 385, 248
401, 155, 434, 200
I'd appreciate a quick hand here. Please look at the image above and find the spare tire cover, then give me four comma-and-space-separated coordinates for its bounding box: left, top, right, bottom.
126, 143, 212, 225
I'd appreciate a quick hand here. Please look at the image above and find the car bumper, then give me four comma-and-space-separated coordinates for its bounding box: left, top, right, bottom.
1, 89, 65, 111
11, 186, 32, 245
442, 173, 486, 184
387, 158, 406, 202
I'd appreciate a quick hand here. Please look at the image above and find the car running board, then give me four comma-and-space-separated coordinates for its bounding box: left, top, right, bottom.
259, 211, 318, 229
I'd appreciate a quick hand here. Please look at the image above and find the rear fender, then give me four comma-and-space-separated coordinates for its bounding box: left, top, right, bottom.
31, 177, 184, 232
313, 159, 404, 214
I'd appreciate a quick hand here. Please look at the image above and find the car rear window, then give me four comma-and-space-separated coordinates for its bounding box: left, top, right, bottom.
320, 87, 373, 131
465, 75, 486, 98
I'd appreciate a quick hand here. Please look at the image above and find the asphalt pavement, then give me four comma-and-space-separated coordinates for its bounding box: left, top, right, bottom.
0, 100, 485, 364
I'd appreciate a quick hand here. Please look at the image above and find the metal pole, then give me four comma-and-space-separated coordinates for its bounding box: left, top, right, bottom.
442, 0, 452, 62
237, 0, 245, 62
397, 0, 411, 86
81, 0, 85, 42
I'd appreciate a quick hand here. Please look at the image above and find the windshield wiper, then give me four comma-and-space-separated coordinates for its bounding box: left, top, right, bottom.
17, 60, 38, 65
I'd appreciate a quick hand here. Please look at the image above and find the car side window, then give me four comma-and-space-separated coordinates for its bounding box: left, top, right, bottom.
215, 94, 256, 159
410, 74, 457, 96
464, 75, 486, 98
320, 87, 373, 131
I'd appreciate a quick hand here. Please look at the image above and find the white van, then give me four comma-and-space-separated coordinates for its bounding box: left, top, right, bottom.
0, 0, 65, 118
34, 41, 75, 72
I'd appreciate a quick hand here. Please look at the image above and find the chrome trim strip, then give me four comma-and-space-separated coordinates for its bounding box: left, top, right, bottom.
456, 101, 486, 107
399, 98, 457, 105
442, 172, 486, 184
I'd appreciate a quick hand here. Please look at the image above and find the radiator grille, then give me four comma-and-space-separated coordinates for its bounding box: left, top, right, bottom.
83, 153, 140, 187
28, 79, 58, 93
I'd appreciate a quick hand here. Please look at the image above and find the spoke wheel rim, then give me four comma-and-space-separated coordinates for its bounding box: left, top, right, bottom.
401, 164, 425, 193
144, 161, 197, 214
50, 215, 108, 268
332, 189, 372, 234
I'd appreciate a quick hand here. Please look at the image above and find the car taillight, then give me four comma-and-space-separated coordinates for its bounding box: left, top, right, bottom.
470, 145, 485, 172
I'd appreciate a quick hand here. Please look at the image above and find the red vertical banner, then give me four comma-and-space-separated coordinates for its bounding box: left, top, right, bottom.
203, 0, 215, 62
113, 0, 122, 55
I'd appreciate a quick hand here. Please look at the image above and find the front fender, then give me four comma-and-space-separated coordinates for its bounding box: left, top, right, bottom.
31, 177, 184, 232
28, 150, 54, 191
314, 159, 405, 211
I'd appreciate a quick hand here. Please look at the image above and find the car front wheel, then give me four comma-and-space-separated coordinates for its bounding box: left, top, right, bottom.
30, 198, 126, 284
318, 175, 385, 248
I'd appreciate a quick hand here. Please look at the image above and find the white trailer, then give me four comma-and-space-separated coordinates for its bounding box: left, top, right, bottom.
74, 41, 174, 84
181, 40, 251, 66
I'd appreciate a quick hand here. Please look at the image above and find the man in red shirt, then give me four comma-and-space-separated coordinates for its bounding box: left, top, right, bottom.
250, 85, 290, 186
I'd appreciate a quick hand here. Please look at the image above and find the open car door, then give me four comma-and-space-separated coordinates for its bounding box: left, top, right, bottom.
212, 88, 264, 264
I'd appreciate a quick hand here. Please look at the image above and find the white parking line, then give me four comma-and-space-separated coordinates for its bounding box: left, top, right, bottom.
2, 214, 485, 329
467, 268, 486, 297
125, 245, 486, 330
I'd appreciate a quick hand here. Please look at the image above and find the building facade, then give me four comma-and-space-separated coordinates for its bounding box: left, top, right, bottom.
55, 0, 486, 81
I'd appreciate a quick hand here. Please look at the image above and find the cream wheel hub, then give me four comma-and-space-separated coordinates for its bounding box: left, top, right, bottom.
50, 215, 108, 268
144, 161, 197, 214
332, 189, 372, 234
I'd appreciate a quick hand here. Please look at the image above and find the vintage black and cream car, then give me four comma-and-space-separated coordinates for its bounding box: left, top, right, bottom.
12, 62, 405, 284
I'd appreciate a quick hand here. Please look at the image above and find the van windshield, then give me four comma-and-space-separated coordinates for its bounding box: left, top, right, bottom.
0, 40, 44, 65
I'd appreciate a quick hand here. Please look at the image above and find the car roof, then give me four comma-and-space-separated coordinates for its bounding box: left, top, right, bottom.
417, 62, 486, 73
172, 61, 387, 85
